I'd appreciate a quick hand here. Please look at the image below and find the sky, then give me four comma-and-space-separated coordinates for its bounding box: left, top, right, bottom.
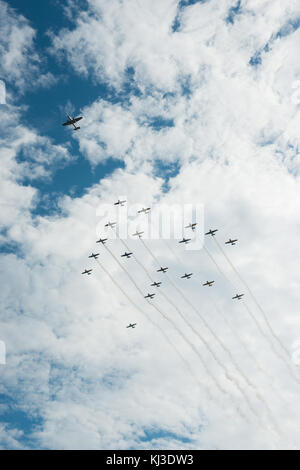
1, 0, 300, 450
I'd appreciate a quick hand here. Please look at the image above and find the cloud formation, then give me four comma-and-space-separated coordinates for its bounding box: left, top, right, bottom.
1, 0, 300, 450
0, 0, 56, 92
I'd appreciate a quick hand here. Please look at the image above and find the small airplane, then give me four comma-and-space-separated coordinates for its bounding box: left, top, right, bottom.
114, 199, 126, 206
185, 223, 197, 231
157, 266, 168, 273
151, 281, 162, 288
138, 207, 151, 214
105, 221, 117, 228
179, 237, 191, 244
205, 229, 218, 236
126, 323, 137, 329
181, 273, 193, 279
62, 114, 83, 130
232, 294, 244, 300
121, 252, 133, 258
144, 293, 155, 299
203, 280, 215, 287
96, 237, 108, 244
82, 269, 92, 275
88, 253, 99, 259
132, 230, 144, 238
225, 238, 238, 245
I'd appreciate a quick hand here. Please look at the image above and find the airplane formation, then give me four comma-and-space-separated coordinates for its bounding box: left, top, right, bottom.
81, 197, 243, 329
69, 115, 295, 436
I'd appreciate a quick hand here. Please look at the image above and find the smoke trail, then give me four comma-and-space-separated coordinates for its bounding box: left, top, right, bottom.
205, 244, 300, 389
213, 236, 290, 358
138, 240, 272, 425
102, 244, 252, 421
140, 239, 284, 435
95, 251, 284, 442
163, 239, 183, 265
95, 259, 209, 396
113, 232, 252, 410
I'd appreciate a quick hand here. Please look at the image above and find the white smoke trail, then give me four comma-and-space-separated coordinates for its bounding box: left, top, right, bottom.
205, 247, 289, 356
102, 243, 252, 421
209, 239, 298, 384
213, 236, 290, 358
111, 232, 236, 404
138, 240, 275, 426
140, 239, 284, 436
95, 259, 209, 396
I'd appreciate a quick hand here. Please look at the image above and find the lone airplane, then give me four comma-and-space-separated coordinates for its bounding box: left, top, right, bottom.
62, 114, 83, 130
144, 293, 155, 299
225, 238, 238, 245
121, 252, 133, 258
138, 207, 151, 214
157, 266, 168, 273
179, 237, 191, 244
132, 230, 144, 238
185, 223, 197, 231
203, 280, 214, 287
88, 253, 99, 259
82, 269, 92, 275
126, 323, 137, 329
114, 199, 126, 206
205, 229, 218, 236
232, 294, 244, 300
181, 273, 193, 279
151, 281, 162, 288
105, 221, 117, 228
96, 237, 108, 244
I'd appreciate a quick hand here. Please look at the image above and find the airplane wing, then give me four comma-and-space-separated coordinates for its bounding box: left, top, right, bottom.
62, 120, 72, 126
74, 117, 82, 123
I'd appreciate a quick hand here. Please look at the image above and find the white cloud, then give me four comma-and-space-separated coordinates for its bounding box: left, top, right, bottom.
0, 103, 72, 232
0, 0, 56, 92
0, 80, 6, 104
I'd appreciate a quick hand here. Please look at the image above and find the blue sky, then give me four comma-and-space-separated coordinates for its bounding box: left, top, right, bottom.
8, 0, 127, 209
1, 0, 300, 450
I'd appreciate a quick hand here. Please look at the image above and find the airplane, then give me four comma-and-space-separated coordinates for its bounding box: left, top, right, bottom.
105, 221, 117, 228
157, 266, 168, 273
203, 280, 214, 287
185, 223, 197, 231
179, 237, 191, 244
151, 281, 162, 288
82, 269, 92, 275
121, 252, 133, 258
126, 323, 137, 329
96, 237, 108, 244
88, 253, 99, 259
205, 229, 218, 236
181, 273, 193, 279
138, 207, 151, 214
232, 294, 244, 300
225, 238, 238, 245
114, 199, 126, 206
132, 230, 144, 238
144, 293, 155, 299
62, 114, 83, 130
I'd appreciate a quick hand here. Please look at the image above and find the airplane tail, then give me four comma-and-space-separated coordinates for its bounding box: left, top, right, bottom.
74, 127, 80, 131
